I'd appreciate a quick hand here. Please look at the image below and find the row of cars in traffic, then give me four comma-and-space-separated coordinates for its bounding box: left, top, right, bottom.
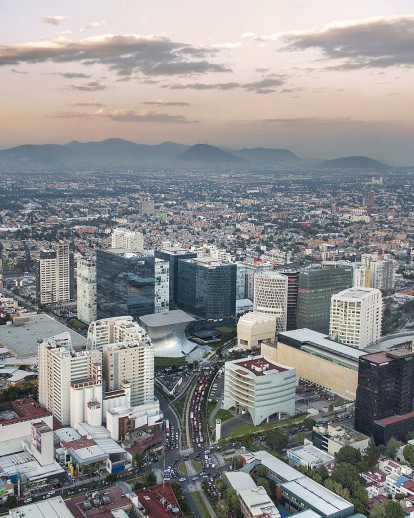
165, 419, 179, 451
190, 366, 218, 447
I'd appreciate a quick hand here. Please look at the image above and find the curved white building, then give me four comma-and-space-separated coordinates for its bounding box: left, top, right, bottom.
223, 355, 296, 426
254, 272, 288, 332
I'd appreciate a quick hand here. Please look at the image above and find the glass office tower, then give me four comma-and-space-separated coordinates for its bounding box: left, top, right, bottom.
177, 257, 236, 319
96, 248, 155, 319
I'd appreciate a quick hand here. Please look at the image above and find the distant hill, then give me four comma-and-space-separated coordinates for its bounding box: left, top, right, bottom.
0, 138, 189, 168
318, 156, 388, 171
178, 144, 245, 163
237, 147, 298, 163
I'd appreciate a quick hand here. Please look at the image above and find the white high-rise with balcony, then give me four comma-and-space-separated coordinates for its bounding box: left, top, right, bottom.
87, 316, 145, 352
77, 256, 97, 324
38, 333, 102, 427
111, 228, 144, 252
361, 253, 395, 291
254, 271, 288, 332
329, 287, 382, 349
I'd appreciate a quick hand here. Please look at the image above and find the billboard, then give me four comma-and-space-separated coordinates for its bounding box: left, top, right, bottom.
31, 425, 42, 453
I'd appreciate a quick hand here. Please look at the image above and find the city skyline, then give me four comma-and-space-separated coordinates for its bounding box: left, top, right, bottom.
2, 1, 414, 164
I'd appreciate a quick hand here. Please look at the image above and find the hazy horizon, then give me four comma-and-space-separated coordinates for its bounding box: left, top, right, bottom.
2, 1, 414, 164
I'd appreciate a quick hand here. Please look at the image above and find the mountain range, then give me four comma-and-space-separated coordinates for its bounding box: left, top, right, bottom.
0, 138, 392, 171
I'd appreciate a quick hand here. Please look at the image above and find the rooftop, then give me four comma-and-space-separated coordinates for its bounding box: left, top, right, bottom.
0, 314, 86, 358
334, 287, 380, 300
360, 349, 414, 365
233, 355, 288, 376
9, 496, 75, 518
135, 484, 183, 517
376, 410, 414, 426
139, 309, 194, 327
65, 486, 131, 518
0, 398, 51, 426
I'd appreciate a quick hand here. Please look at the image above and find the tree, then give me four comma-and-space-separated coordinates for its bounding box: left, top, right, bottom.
105, 473, 117, 483
385, 437, 401, 459
364, 437, 380, 467
254, 464, 267, 477
296, 431, 306, 445
4, 495, 17, 509
303, 418, 316, 430
142, 471, 157, 486
335, 445, 362, 465
134, 452, 144, 468
257, 477, 270, 495
216, 500, 230, 518
406, 431, 414, 442
266, 429, 288, 451
371, 500, 404, 518
404, 444, 414, 466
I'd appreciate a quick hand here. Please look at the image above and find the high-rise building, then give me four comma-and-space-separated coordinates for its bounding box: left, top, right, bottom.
355, 350, 414, 444
296, 266, 353, 333
240, 260, 274, 301
154, 247, 197, 304
77, 256, 97, 324
177, 257, 236, 319
138, 199, 154, 215
352, 264, 370, 288
111, 228, 144, 252
36, 244, 74, 305
38, 333, 102, 427
103, 338, 154, 407
87, 315, 138, 352
329, 287, 382, 349
223, 355, 296, 426
154, 258, 169, 313
254, 272, 288, 332
361, 253, 395, 291
96, 249, 168, 319
279, 271, 299, 330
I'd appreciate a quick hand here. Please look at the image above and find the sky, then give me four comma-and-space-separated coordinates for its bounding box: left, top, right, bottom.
1, 0, 414, 164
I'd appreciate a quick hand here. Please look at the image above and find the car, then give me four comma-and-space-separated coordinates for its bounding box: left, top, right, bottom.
24, 498, 32, 504
179, 477, 186, 482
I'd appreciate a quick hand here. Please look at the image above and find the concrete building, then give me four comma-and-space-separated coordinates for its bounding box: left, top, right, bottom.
262, 328, 368, 400
361, 253, 396, 291
329, 287, 382, 349
279, 270, 299, 330
177, 257, 236, 320
254, 271, 288, 332
87, 315, 135, 352
154, 247, 197, 304
106, 400, 162, 441
352, 264, 370, 288
76, 256, 97, 324
111, 228, 144, 252
38, 333, 102, 427
36, 244, 74, 304
237, 312, 276, 350
154, 258, 169, 313
223, 355, 296, 426
287, 444, 334, 470
297, 267, 353, 334
240, 260, 274, 301
103, 339, 154, 407
312, 422, 369, 457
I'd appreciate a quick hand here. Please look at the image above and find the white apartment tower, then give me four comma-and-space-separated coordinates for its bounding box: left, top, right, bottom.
77, 256, 97, 324
36, 244, 74, 304
112, 228, 144, 252
254, 271, 288, 332
361, 253, 395, 291
352, 264, 370, 288
103, 338, 154, 407
329, 287, 382, 349
155, 258, 169, 313
87, 316, 148, 352
38, 332, 102, 427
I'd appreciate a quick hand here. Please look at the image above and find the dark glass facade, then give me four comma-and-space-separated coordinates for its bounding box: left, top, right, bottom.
154, 249, 197, 304
96, 249, 155, 319
355, 350, 414, 443
296, 267, 353, 333
177, 259, 236, 320
280, 271, 299, 330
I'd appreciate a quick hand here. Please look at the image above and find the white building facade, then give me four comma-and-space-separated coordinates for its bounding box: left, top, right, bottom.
254, 271, 288, 332
87, 316, 135, 352
77, 256, 97, 324
155, 258, 169, 313
36, 244, 74, 304
223, 355, 296, 426
329, 287, 382, 349
361, 253, 396, 291
111, 228, 144, 252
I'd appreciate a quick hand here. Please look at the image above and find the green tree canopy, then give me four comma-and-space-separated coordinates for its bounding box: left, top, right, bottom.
404, 444, 414, 466
364, 437, 380, 467
335, 445, 362, 465
385, 437, 401, 459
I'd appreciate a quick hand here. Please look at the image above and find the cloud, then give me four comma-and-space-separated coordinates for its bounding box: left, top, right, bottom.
69, 101, 104, 107
0, 34, 230, 76
11, 68, 28, 74
210, 42, 242, 49
265, 14, 414, 70
52, 108, 197, 123
79, 21, 106, 32
42, 16, 68, 26
167, 76, 285, 94
59, 72, 92, 78
65, 81, 106, 91
240, 32, 257, 39
259, 116, 363, 126
142, 100, 190, 106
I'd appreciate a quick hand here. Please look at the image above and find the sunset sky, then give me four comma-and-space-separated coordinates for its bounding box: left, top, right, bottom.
1, 0, 414, 164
